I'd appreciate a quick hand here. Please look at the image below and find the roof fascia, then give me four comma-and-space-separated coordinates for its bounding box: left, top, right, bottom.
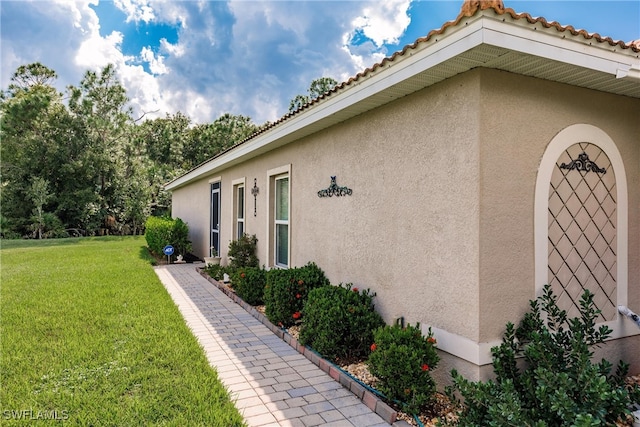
165, 19, 486, 191
481, 13, 640, 79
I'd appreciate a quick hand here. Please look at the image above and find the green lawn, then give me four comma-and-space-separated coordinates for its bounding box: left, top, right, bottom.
0, 236, 245, 426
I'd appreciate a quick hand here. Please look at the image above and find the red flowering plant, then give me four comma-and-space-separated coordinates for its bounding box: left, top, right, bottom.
231, 267, 266, 306
367, 322, 439, 414
263, 262, 329, 327
299, 283, 384, 360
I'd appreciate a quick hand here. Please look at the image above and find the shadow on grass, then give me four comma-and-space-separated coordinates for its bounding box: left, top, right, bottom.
139, 245, 159, 265
140, 245, 203, 266
1, 235, 141, 251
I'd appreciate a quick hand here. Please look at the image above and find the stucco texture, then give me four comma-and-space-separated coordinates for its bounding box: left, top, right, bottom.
476, 68, 639, 371
171, 67, 640, 373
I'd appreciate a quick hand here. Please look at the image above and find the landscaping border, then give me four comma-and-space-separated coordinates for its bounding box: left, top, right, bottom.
197, 267, 405, 426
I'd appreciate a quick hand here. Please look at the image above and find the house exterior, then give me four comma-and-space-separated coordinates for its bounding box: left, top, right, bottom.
166, 0, 640, 381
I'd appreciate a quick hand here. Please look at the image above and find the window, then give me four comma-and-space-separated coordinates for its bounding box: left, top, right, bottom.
267, 165, 291, 268
210, 181, 221, 257
274, 175, 289, 267
236, 184, 245, 239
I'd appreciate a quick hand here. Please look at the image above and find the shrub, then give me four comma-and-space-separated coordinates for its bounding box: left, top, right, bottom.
144, 216, 172, 255
299, 284, 385, 360
228, 234, 259, 268
264, 262, 329, 327
445, 284, 640, 426
39, 213, 67, 238
171, 218, 192, 257
367, 322, 440, 414
232, 267, 267, 306
204, 264, 234, 283
144, 216, 192, 258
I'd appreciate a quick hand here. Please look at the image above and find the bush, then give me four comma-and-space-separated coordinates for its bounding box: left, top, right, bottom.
170, 218, 192, 257
299, 284, 385, 360
228, 234, 259, 268
445, 284, 640, 426
39, 213, 67, 238
144, 216, 172, 255
203, 264, 234, 283
367, 322, 440, 414
264, 262, 329, 327
144, 216, 192, 259
232, 267, 267, 306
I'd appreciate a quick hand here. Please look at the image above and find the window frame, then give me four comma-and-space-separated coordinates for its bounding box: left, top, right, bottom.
267, 165, 291, 269
274, 175, 289, 268
209, 179, 222, 257
233, 180, 245, 240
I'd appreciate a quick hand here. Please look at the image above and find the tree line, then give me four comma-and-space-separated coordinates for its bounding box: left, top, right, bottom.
0, 63, 336, 239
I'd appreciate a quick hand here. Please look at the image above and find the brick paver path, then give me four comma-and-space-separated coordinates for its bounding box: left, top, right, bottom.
154, 264, 392, 427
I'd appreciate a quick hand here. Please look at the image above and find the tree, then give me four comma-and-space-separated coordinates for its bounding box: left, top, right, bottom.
4, 62, 57, 95
26, 177, 53, 239
1, 63, 65, 235
2, 63, 137, 236
136, 112, 190, 168
183, 113, 258, 167
288, 77, 338, 112
1, 62, 263, 238
67, 64, 134, 232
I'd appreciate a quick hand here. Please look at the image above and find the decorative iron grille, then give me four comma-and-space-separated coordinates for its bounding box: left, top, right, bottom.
547, 142, 617, 321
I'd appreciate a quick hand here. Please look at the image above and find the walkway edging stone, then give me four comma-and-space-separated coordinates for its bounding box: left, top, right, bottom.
197, 267, 404, 426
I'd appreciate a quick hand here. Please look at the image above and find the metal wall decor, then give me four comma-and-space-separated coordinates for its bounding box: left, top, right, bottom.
560, 152, 606, 174
251, 178, 259, 216
317, 176, 352, 198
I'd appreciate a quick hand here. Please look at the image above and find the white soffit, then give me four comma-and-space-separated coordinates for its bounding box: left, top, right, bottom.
166, 11, 639, 190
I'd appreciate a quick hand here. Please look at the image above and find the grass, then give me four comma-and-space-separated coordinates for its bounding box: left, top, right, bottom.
0, 236, 246, 426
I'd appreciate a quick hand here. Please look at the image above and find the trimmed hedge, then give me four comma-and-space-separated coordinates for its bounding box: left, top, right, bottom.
368, 323, 440, 414
264, 262, 329, 327
144, 216, 191, 258
232, 267, 267, 306
299, 283, 385, 361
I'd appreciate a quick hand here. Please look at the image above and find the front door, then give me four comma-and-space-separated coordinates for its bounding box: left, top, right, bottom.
211, 182, 221, 256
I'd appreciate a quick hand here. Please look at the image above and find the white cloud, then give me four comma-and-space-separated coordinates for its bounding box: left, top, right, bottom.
75, 31, 128, 70
114, 0, 155, 23
118, 64, 170, 120
350, 0, 411, 47
341, 0, 412, 73
148, 1, 188, 27
160, 39, 184, 58
2, 0, 637, 128
140, 47, 168, 75
1, 0, 414, 125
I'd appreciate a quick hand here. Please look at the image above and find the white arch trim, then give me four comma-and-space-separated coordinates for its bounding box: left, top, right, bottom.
534, 124, 635, 339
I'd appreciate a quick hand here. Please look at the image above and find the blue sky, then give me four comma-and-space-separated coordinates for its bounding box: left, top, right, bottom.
1, 1, 638, 125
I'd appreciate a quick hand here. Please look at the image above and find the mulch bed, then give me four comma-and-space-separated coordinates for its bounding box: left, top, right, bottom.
210, 273, 639, 426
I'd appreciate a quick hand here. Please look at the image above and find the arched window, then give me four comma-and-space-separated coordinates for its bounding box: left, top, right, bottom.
535, 124, 628, 337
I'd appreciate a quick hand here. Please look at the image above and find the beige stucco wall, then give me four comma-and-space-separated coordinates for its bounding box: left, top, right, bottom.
173, 71, 483, 343
172, 67, 640, 375
171, 179, 211, 257
477, 68, 640, 373
292, 72, 482, 341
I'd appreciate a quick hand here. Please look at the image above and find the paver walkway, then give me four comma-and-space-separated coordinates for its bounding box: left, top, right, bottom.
154, 263, 392, 427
